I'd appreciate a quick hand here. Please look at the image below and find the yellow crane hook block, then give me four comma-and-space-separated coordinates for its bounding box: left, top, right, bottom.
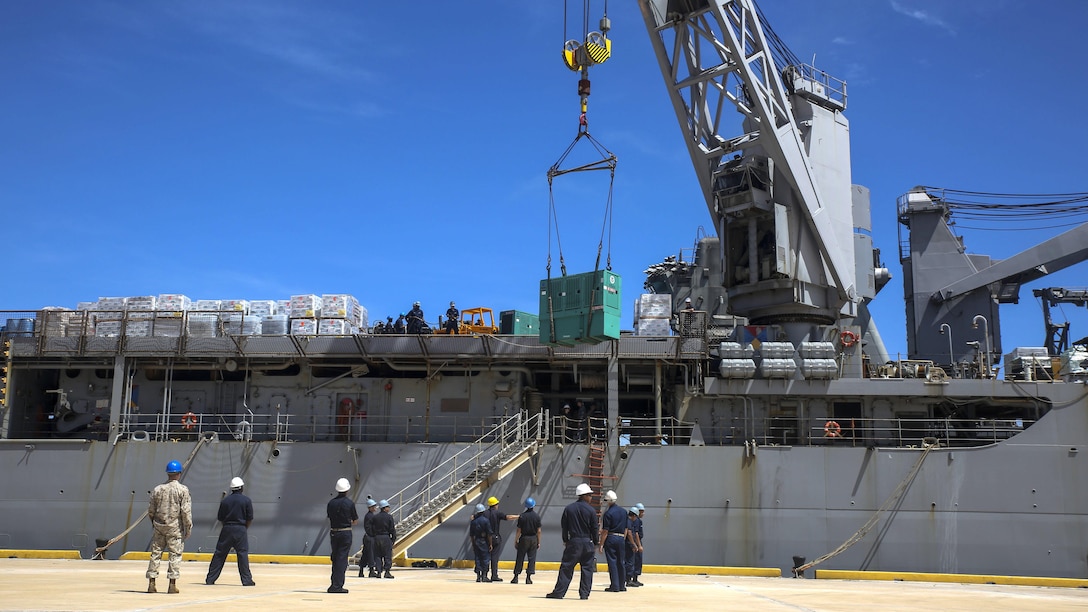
562, 32, 612, 71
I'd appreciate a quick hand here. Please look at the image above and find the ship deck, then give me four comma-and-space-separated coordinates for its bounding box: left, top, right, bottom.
2, 557, 1086, 611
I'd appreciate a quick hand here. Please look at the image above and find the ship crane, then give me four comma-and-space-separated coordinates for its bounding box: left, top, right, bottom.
638, 0, 865, 327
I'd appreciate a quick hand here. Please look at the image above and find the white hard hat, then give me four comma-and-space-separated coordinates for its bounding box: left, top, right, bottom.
335, 478, 351, 493
230, 477, 244, 490
604, 490, 617, 503
575, 483, 593, 496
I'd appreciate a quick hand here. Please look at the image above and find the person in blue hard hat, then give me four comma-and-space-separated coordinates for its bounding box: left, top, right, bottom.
145, 460, 192, 594
371, 499, 397, 578
469, 503, 493, 582
358, 497, 380, 578
326, 477, 357, 593
510, 497, 542, 585
205, 477, 255, 587
630, 502, 646, 586
624, 506, 643, 588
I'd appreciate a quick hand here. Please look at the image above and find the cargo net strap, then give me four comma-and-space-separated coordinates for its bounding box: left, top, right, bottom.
794, 439, 938, 576
546, 129, 617, 280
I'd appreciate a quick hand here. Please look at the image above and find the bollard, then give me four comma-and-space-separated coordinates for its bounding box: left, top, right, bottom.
792, 555, 806, 578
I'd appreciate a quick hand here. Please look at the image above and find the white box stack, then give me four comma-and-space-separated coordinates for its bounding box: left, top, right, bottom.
321, 294, 362, 325
126, 296, 157, 320
157, 294, 191, 314
291, 318, 318, 336
289, 295, 322, 319
634, 294, 673, 336
41, 307, 73, 337
249, 300, 277, 318
193, 300, 222, 312
188, 313, 219, 337
221, 300, 250, 316
319, 319, 352, 336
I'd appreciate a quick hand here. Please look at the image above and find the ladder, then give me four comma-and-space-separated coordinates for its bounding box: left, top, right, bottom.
571, 431, 616, 509
378, 411, 549, 559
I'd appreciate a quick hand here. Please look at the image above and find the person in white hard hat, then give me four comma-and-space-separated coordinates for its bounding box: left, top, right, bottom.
598, 490, 628, 592
205, 477, 255, 587
545, 483, 598, 600
326, 478, 358, 593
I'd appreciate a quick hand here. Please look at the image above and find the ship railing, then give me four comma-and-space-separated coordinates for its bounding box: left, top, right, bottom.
112, 411, 547, 444
599, 416, 1034, 449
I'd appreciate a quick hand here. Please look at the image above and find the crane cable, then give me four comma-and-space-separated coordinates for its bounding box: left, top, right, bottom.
549, 0, 615, 281
546, 130, 617, 281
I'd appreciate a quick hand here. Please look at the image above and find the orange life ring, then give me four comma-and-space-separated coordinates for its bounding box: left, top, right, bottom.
840, 330, 859, 348
181, 412, 198, 430
824, 420, 842, 437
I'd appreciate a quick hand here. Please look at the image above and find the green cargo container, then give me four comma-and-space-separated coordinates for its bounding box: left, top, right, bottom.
538, 270, 622, 345
499, 310, 540, 335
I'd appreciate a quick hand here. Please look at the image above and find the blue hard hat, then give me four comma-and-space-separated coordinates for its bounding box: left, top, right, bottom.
166, 460, 183, 474
367, 498, 378, 507
475, 503, 486, 513
635, 503, 645, 511
525, 497, 536, 509
629, 506, 639, 515
379, 499, 390, 508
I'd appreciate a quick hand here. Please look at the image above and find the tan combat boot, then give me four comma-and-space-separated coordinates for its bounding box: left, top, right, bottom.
168, 579, 179, 594
147, 579, 157, 593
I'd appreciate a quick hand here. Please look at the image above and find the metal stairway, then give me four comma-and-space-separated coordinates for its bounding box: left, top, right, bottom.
381, 411, 549, 559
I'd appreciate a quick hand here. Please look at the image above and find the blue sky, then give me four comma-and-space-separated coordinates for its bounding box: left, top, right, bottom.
3, 0, 1088, 359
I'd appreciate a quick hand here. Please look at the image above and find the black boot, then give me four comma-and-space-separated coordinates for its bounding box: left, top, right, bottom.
526, 575, 533, 585
510, 575, 518, 584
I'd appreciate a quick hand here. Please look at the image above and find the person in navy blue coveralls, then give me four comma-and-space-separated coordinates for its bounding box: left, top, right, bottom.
624, 506, 644, 587
469, 504, 493, 582
546, 483, 599, 600
326, 478, 358, 593
205, 477, 255, 586
598, 490, 628, 592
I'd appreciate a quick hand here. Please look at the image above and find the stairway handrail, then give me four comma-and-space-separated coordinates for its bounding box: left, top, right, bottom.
385, 411, 547, 525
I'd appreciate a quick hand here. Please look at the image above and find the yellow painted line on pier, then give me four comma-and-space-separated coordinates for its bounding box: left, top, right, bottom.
1, 549, 82, 560
816, 569, 1088, 589
118, 552, 330, 564
400, 556, 780, 577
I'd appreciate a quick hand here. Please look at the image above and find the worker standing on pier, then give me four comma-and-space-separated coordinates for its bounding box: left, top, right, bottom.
510, 497, 542, 584
326, 478, 357, 593
204, 477, 255, 586
545, 483, 598, 600
598, 490, 627, 592
483, 496, 518, 582
372, 499, 397, 578
469, 504, 493, 582
145, 460, 192, 595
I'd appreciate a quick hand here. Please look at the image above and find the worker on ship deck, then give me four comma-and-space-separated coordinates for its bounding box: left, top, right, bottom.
406, 301, 425, 334
445, 301, 460, 334
393, 314, 406, 334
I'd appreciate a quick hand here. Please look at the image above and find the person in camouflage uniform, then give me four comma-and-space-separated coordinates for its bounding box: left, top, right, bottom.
146, 460, 192, 594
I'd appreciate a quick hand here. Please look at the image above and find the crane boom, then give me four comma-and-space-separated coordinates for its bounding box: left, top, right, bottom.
638, 0, 862, 324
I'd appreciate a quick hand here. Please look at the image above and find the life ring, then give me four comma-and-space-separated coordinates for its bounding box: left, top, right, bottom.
840, 330, 859, 348
181, 412, 198, 430
824, 420, 842, 437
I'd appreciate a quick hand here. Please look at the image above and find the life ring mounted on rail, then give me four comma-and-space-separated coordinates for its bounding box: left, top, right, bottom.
824, 420, 842, 437
181, 412, 198, 431
840, 330, 859, 348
